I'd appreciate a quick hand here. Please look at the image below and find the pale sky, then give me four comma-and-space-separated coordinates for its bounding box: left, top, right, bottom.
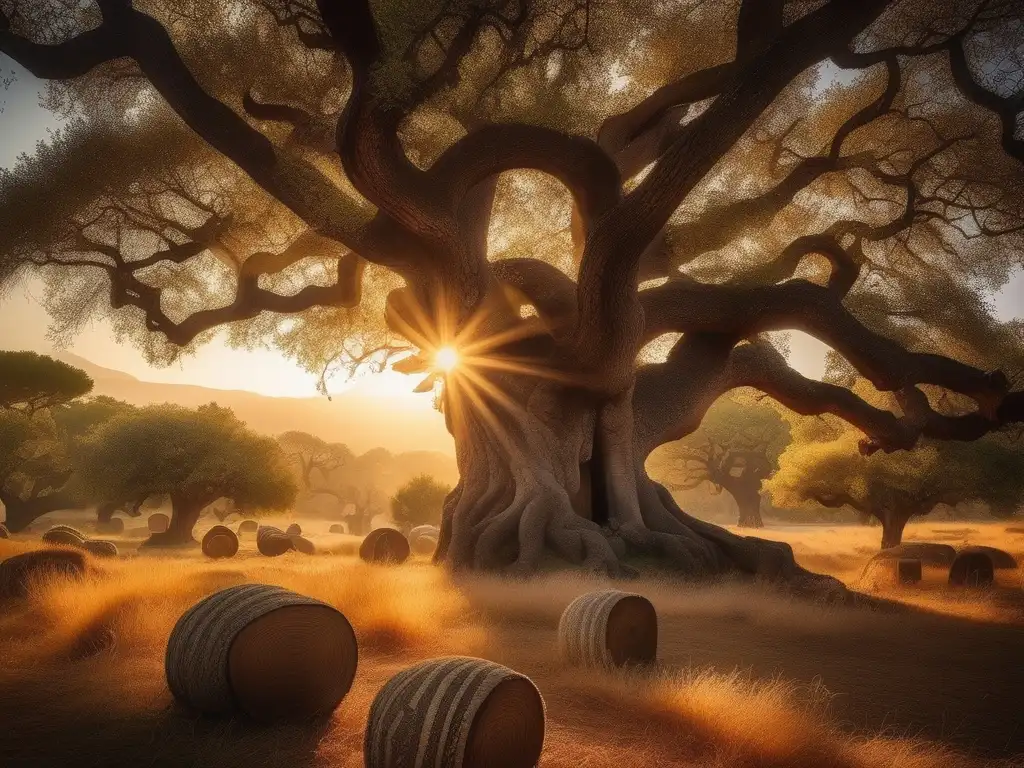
0, 57, 1020, 399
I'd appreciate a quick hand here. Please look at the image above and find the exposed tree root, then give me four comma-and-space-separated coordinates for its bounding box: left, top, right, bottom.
434, 382, 847, 600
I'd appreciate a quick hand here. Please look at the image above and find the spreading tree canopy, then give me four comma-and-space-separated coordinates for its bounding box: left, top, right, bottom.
649, 397, 790, 528
0, 351, 102, 530
0, 351, 92, 415
769, 371, 1024, 548
77, 403, 297, 545
53, 394, 145, 522
2, 0, 1024, 582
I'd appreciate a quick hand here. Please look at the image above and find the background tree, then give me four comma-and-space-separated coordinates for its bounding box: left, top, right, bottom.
2, 0, 1024, 580
770, 358, 1024, 547
0, 408, 74, 530
0, 351, 92, 414
391, 474, 452, 531
277, 430, 355, 491
52, 394, 144, 524
278, 431, 458, 530
77, 403, 297, 545
770, 428, 1024, 548
0, 351, 97, 530
649, 397, 790, 527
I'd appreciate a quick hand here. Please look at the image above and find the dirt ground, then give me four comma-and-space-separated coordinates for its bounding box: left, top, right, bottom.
0, 516, 1021, 768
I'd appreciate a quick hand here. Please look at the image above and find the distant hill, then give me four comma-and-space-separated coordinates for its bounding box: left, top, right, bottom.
52, 352, 456, 457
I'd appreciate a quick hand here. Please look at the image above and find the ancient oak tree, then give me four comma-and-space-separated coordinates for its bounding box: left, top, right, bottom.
2, 0, 1024, 581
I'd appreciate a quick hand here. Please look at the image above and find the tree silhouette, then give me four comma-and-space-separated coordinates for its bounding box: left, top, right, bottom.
0, 352, 95, 530
77, 403, 296, 545
0, 351, 92, 415
278, 430, 354, 491
650, 398, 790, 528
2, 0, 1023, 581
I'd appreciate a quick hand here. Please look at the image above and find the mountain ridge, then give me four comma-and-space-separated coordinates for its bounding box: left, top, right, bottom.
46, 351, 455, 456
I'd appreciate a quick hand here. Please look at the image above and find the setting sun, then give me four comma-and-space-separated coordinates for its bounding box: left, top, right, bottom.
434, 346, 460, 373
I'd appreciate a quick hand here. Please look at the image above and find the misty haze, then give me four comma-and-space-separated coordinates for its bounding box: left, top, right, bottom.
1, 1, 1023, 767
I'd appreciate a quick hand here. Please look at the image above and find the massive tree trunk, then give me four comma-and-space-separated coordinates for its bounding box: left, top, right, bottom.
141, 493, 205, 547
433, 373, 836, 592
0, 489, 82, 533
722, 482, 765, 528
878, 509, 910, 550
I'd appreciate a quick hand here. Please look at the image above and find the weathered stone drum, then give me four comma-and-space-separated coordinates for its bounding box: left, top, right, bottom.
202, 525, 239, 559
558, 590, 658, 668
82, 539, 119, 558
148, 513, 170, 534
290, 534, 316, 555
165, 584, 358, 721
895, 558, 921, 584
876, 543, 956, 566
257, 526, 295, 557
364, 656, 545, 768
409, 525, 440, 556
957, 545, 1017, 570
42, 525, 87, 547
948, 551, 995, 587
359, 528, 410, 564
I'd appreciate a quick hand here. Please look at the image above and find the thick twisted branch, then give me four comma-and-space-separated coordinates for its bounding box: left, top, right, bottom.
429, 124, 621, 242
0, 3, 373, 252
572, 0, 892, 387
491, 258, 579, 335
597, 62, 735, 160
736, 0, 786, 58
111, 250, 364, 346
946, 37, 1024, 164
636, 328, 1021, 465
832, 7, 1024, 166
640, 277, 1005, 409
655, 58, 902, 276
41, 213, 364, 346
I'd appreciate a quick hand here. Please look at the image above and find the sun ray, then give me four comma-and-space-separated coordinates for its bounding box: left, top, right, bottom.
463, 355, 576, 385
444, 371, 520, 452
458, 318, 550, 357
451, 299, 496, 350
455, 366, 529, 422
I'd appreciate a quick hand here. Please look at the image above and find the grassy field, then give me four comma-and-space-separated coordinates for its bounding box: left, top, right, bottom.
0, 517, 1021, 767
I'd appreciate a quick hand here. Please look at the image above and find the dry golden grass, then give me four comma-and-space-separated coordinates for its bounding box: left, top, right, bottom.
748, 521, 1024, 624
0, 520, 1022, 767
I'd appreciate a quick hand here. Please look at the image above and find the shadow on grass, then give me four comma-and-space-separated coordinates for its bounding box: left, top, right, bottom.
461, 572, 1024, 761
0, 663, 337, 768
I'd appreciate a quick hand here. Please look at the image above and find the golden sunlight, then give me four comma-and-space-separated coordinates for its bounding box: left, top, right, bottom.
434, 346, 460, 373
